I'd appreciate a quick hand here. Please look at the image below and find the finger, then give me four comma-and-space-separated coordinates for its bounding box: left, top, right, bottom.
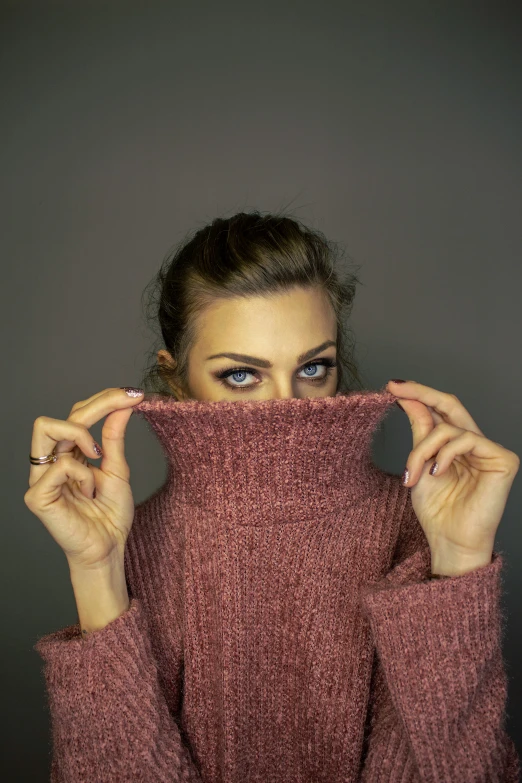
68, 389, 144, 483
404, 423, 464, 485
29, 388, 143, 486
396, 398, 437, 451
427, 431, 519, 478
67, 388, 144, 434
388, 380, 484, 436
24, 455, 96, 518
97, 406, 135, 483
29, 417, 103, 488
67, 386, 134, 417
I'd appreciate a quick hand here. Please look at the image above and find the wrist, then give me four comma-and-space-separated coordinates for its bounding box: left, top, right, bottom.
69, 559, 130, 636
430, 545, 493, 577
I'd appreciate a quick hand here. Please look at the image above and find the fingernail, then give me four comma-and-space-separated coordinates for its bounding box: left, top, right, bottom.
120, 387, 144, 397
92, 487, 97, 499
93, 442, 103, 457
390, 379, 406, 384
402, 467, 410, 485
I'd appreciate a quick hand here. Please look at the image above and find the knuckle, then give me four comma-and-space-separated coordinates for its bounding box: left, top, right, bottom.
101, 419, 121, 439
24, 489, 37, 509
67, 415, 87, 436
34, 415, 49, 428
68, 399, 87, 416
101, 425, 117, 440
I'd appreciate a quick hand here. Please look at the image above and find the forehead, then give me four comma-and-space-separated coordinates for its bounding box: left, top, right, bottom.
201, 288, 333, 327
191, 290, 336, 359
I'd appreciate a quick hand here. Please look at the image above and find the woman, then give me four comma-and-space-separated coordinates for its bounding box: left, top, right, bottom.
27, 211, 519, 782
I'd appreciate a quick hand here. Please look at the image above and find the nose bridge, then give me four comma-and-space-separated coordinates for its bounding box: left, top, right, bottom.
270, 374, 298, 400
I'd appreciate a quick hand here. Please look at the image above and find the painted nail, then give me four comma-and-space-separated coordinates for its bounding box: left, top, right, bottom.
402, 467, 410, 485
93, 442, 103, 457
390, 379, 406, 384
429, 461, 439, 476
120, 387, 144, 397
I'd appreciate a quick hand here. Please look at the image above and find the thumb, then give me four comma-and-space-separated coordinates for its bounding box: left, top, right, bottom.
98, 406, 134, 482
396, 398, 435, 448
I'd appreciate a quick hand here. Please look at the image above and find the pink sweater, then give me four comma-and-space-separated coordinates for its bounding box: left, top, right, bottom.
34, 386, 520, 782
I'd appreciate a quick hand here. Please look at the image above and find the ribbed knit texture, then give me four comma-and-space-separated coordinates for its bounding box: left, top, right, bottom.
34, 384, 520, 782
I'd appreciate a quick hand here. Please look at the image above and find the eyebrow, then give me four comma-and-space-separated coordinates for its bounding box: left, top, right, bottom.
205, 340, 337, 368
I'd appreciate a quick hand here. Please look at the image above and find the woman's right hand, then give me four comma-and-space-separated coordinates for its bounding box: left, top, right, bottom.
24, 387, 145, 571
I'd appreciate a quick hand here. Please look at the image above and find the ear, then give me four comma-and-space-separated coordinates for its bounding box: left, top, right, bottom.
157, 349, 176, 367
157, 351, 186, 399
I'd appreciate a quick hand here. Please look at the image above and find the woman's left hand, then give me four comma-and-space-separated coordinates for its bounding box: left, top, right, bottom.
387, 380, 520, 572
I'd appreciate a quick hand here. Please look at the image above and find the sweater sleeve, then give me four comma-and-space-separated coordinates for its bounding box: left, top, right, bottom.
33, 497, 203, 783
358, 493, 520, 783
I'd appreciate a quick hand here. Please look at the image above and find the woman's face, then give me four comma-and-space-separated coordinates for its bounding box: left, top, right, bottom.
157, 286, 339, 401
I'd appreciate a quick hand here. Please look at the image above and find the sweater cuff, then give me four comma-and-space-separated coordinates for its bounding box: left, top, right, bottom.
359, 549, 503, 614
33, 597, 144, 666
358, 549, 505, 686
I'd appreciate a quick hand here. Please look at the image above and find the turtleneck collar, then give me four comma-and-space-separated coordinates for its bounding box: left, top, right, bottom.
132, 383, 399, 526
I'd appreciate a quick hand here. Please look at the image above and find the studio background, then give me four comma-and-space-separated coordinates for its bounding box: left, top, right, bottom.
1, 1, 520, 778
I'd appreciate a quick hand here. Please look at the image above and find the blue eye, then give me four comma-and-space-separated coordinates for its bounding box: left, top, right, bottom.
301, 364, 321, 378
230, 369, 250, 384
215, 359, 337, 391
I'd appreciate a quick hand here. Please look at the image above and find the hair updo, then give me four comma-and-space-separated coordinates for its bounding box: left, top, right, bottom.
140, 209, 366, 399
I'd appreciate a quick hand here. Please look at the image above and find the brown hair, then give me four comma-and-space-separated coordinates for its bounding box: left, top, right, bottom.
140, 209, 366, 399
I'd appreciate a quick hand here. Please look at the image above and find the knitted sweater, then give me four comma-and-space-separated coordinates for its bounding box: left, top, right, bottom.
34, 386, 520, 783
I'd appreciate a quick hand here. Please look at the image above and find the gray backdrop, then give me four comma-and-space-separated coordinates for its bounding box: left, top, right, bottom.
2, 1, 520, 778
